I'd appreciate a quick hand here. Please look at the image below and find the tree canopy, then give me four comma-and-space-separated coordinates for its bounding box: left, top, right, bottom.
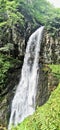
0, 0, 60, 31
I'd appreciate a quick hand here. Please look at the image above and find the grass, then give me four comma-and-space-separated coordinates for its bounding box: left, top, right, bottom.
48, 64, 60, 80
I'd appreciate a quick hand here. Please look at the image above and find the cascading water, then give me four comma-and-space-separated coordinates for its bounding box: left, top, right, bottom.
8, 26, 44, 129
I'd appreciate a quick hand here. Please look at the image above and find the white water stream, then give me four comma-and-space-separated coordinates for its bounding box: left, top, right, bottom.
8, 26, 44, 129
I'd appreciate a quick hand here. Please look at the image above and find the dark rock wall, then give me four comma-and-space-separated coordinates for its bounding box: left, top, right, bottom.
36, 64, 48, 107
0, 66, 22, 127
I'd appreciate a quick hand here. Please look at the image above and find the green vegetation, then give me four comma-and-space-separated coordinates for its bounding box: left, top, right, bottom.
0, 54, 21, 93
0, 0, 60, 129
0, 0, 60, 32
11, 83, 60, 130
0, 0, 24, 27
49, 65, 60, 80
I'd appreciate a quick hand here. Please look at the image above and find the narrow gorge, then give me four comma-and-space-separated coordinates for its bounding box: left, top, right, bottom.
0, 0, 60, 130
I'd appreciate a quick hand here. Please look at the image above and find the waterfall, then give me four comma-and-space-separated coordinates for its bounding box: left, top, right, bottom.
8, 26, 44, 129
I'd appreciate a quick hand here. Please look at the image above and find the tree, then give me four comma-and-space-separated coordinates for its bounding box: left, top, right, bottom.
0, 0, 7, 22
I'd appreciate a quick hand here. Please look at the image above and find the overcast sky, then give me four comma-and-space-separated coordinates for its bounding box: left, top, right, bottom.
47, 0, 60, 8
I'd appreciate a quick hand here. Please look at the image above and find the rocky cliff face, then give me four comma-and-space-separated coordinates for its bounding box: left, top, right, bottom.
0, 26, 60, 64
41, 30, 60, 64
0, 21, 37, 59
0, 23, 60, 128
0, 63, 22, 127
